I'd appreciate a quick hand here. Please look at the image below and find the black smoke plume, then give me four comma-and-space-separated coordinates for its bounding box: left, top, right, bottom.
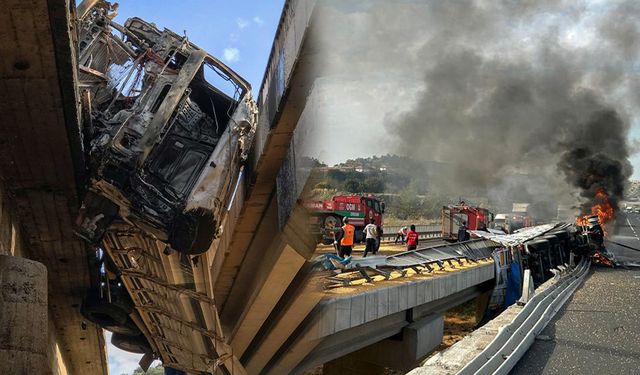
558, 110, 631, 212
311, 0, 637, 213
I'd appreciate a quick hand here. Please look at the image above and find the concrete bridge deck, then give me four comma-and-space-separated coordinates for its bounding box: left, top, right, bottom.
263, 260, 495, 374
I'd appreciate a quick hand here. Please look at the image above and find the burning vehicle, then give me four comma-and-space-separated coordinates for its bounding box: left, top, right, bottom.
575, 189, 616, 266
74, 1, 257, 255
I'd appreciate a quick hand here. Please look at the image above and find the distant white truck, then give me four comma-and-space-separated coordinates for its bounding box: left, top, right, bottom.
493, 213, 508, 227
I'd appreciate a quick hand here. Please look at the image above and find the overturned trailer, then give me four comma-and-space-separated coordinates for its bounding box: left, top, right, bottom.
73, 2, 257, 373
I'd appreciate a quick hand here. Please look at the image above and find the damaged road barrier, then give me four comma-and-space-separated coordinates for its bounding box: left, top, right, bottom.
458, 259, 590, 375
517, 269, 535, 305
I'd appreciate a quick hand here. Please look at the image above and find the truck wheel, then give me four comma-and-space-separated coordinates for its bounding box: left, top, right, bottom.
321, 237, 334, 245
111, 333, 151, 354
323, 215, 341, 229
169, 210, 216, 255
103, 316, 141, 336
80, 288, 129, 327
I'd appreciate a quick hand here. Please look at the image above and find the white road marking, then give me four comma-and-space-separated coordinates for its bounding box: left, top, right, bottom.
626, 216, 640, 241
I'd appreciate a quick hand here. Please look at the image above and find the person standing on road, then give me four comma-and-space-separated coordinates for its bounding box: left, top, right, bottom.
395, 226, 408, 244
335, 217, 355, 258
363, 218, 378, 257
458, 221, 469, 242
406, 224, 419, 251
375, 223, 383, 254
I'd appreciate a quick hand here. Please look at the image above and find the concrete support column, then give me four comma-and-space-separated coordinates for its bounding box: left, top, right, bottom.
475, 290, 492, 323
323, 314, 445, 374
0, 255, 48, 374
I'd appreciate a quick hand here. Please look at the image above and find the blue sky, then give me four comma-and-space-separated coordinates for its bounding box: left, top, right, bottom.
111, 0, 285, 95
103, 2, 284, 374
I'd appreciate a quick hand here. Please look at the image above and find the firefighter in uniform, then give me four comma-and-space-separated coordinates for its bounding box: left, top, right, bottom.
406, 224, 419, 251
334, 217, 355, 258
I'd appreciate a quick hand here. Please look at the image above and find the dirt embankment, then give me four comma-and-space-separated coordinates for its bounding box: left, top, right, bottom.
436, 299, 478, 351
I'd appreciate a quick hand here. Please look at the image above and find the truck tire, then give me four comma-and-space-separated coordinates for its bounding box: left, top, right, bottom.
321, 237, 334, 246
103, 316, 141, 336
80, 288, 129, 327
323, 215, 341, 230
169, 210, 216, 255
321, 215, 342, 245
111, 333, 151, 354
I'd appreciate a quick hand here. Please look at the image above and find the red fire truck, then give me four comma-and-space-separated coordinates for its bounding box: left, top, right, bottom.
441, 202, 493, 241
304, 195, 385, 244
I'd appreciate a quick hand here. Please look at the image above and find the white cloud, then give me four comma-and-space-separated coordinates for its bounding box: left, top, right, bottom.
223, 48, 241, 63
236, 18, 249, 30
253, 16, 265, 26
106, 331, 160, 375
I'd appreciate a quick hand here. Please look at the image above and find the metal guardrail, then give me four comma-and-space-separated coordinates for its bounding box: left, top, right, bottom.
380, 231, 442, 242
320, 239, 498, 288
384, 239, 499, 268
384, 224, 441, 233
381, 223, 442, 241
457, 258, 590, 375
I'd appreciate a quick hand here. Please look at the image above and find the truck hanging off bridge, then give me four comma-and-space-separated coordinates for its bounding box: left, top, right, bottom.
71, 1, 258, 370
74, 1, 257, 256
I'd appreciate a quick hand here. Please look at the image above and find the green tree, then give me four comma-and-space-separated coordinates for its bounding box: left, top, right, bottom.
343, 179, 362, 193
394, 183, 421, 219
363, 177, 385, 193
133, 364, 164, 375
328, 169, 346, 182
314, 181, 333, 189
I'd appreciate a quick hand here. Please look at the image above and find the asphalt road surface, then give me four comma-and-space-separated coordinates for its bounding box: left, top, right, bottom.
608, 212, 640, 264
511, 213, 640, 374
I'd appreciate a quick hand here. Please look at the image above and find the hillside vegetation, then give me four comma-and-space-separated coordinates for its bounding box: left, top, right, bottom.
307, 155, 463, 220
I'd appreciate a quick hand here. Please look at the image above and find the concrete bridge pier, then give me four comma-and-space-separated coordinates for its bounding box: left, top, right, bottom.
0, 255, 48, 374
323, 314, 445, 374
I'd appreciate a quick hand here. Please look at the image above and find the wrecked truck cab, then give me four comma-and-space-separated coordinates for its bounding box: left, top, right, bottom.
75, 4, 257, 255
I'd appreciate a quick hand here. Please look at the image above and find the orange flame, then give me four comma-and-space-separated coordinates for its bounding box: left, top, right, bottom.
591, 188, 615, 225
575, 216, 589, 226
575, 188, 615, 236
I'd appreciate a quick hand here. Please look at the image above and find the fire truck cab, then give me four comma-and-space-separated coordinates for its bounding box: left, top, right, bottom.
305, 194, 385, 244
441, 202, 493, 241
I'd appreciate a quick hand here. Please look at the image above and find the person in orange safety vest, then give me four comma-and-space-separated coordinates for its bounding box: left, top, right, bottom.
334, 217, 355, 258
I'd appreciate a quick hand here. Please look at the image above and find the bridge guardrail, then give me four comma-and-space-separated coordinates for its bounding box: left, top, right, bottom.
381, 224, 442, 242
455, 259, 590, 375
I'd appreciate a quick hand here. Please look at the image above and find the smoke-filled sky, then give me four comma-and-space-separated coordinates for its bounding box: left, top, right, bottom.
305, 0, 640, 210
